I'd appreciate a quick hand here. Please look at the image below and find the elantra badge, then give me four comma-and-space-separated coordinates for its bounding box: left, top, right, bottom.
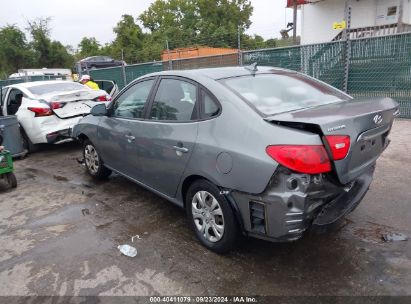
373, 114, 383, 125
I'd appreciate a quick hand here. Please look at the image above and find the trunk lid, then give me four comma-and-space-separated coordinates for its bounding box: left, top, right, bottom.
38, 89, 108, 118
265, 97, 398, 184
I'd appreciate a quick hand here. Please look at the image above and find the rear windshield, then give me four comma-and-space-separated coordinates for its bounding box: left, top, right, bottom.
28, 82, 87, 96
221, 73, 350, 115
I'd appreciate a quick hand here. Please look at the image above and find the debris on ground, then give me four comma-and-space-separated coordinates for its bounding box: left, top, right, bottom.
382, 232, 408, 242
131, 235, 141, 242
118, 244, 137, 257
76, 158, 85, 166
81, 208, 90, 216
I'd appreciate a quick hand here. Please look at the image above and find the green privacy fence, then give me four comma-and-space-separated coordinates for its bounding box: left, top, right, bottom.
88, 62, 164, 90
243, 41, 347, 90
87, 33, 411, 117
2, 33, 410, 117
348, 34, 411, 118
245, 34, 411, 117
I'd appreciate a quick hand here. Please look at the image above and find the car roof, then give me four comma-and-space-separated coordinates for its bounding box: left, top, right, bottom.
145, 66, 294, 80
85, 56, 110, 60
6, 80, 79, 89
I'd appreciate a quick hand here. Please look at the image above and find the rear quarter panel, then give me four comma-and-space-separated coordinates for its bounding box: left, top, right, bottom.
181, 80, 324, 195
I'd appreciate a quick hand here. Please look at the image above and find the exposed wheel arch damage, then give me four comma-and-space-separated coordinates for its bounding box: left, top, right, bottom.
77, 133, 89, 144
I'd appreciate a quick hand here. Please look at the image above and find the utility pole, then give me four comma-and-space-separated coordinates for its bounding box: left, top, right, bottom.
238, 25, 242, 66
121, 48, 127, 87
343, 0, 352, 93
166, 39, 173, 70
293, 0, 298, 45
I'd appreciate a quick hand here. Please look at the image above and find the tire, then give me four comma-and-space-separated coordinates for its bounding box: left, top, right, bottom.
83, 139, 111, 179
6, 173, 17, 188
186, 179, 240, 253
20, 128, 39, 153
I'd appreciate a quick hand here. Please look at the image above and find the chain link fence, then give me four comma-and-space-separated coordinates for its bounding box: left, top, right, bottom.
1, 33, 410, 118
87, 33, 411, 118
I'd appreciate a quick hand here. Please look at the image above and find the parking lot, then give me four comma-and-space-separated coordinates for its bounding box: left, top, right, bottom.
0, 119, 410, 297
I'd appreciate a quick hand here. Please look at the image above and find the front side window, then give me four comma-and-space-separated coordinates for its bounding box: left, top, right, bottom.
221, 72, 350, 116
149, 78, 197, 121
113, 79, 154, 119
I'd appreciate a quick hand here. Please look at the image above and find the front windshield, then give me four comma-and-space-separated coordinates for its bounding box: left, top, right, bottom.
28, 82, 87, 96
221, 72, 351, 115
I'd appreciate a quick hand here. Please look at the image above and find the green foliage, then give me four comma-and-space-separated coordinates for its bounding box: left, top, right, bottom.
78, 37, 101, 58
139, 0, 253, 50
0, 25, 32, 77
0, 1, 300, 79
111, 15, 144, 63
26, 17, 53, 67
0, 18, 75, 78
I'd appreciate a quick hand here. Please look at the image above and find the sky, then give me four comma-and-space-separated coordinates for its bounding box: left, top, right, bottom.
0, 0, 300, 49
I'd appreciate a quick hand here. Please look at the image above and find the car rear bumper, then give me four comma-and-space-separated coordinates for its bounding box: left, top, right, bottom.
229, 164, 375, 242
26, 115, 82, 145
46, 128, 73, 144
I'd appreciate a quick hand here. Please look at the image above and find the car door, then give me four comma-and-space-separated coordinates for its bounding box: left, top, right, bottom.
96, 78, 156, 177
5, 88, 24, 116
133, 77, 199, 197
94, 80, 119, 97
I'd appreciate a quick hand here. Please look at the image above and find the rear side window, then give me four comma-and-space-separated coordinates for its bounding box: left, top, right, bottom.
113, 79, 154, 119
201, 90, 220, 119
221, 73, 350, 116
149, 78, 197, 121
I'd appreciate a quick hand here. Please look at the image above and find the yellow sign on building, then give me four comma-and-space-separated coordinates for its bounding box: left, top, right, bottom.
333, 21, 347, 30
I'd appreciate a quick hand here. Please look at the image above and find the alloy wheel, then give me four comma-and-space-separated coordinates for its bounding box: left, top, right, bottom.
191, 191, 225, 242
84, 144, 100, 174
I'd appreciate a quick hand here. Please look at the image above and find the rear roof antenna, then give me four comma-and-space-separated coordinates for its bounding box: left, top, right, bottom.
244, 62, 258, 75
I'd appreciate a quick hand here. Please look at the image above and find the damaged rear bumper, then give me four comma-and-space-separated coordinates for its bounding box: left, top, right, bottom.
229, 165, 375, 242
46, 128, 74, 144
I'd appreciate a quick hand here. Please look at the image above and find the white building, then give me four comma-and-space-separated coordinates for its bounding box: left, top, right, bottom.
297, 0, 411, 44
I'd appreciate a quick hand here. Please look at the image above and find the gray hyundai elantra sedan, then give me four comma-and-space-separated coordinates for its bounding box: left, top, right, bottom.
72, 66, 398, 253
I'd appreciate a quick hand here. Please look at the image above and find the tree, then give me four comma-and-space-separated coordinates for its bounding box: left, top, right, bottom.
139, 0, 253, 49
78, 37, 101, 58
26, 17, 74, 68
109, 15, 144, 63
26, 17, 53, 67
195, 0, 253, 47
0, 25, 32, 77
138, 32, 167, 62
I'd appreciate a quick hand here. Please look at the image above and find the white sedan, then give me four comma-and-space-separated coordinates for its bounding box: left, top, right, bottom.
0, 81, 111, 152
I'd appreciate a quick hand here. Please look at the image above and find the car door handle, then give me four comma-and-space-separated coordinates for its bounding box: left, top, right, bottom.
125, 135, 135, 142
172, 146, 189, 153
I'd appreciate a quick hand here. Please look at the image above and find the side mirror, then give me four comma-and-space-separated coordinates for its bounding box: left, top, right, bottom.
90, 103, 107, 116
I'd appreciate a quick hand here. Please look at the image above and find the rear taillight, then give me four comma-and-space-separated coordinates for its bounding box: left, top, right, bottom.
325, 135, 350, 160
97, 95, 111, 102
266, 145, 331, 174
27, 107, 53, 117
50, 101, 66, 110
